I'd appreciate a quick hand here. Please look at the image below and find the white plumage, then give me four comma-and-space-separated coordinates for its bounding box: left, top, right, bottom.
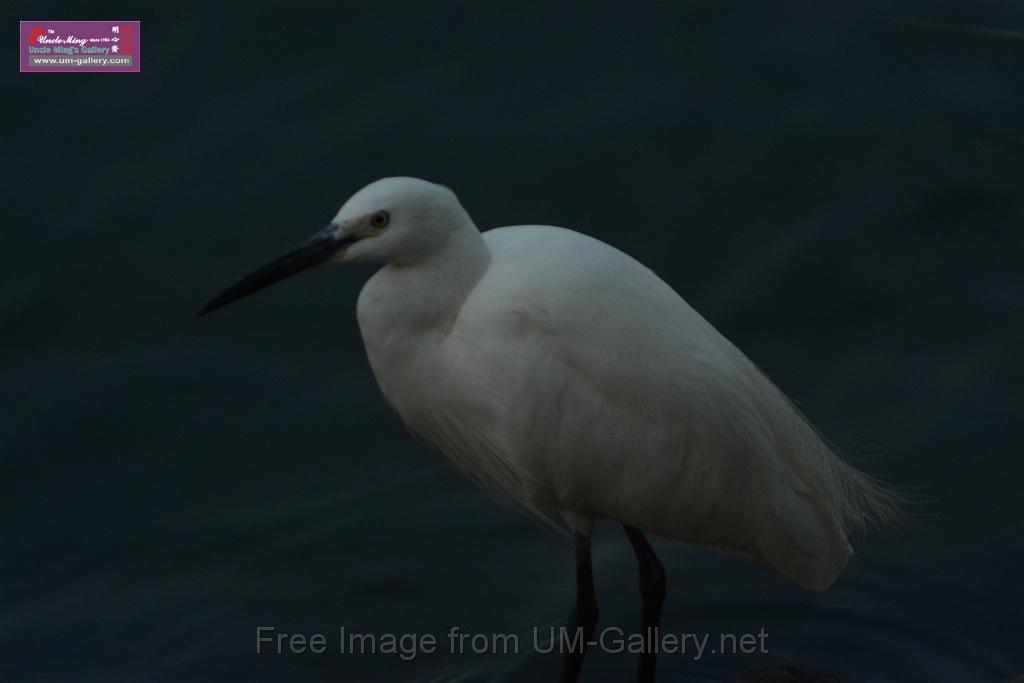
347, 178, 900, 590
201, 176, 902, 682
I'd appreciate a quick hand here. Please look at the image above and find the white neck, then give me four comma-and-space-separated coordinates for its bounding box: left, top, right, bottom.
357, 223, 491, 340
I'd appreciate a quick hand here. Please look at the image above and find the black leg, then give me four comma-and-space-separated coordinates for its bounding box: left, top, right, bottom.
623, 525, 666, 683
561, 531, 599, 683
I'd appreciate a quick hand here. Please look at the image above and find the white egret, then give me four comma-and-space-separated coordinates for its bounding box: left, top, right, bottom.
200, 177, 902, 682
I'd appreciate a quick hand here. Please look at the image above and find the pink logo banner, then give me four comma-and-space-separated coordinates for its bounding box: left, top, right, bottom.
20, 20, 140, 73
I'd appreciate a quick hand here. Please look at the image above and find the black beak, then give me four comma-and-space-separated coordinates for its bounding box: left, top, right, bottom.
198, 225, 356, 316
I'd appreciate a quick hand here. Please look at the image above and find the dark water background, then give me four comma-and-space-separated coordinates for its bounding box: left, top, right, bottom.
5, 2, 1023, 681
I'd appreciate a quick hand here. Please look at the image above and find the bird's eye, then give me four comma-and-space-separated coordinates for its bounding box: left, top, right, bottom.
370, 211, 390, 229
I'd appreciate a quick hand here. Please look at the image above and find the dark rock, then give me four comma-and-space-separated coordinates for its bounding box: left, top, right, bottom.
728, 666, 840, 683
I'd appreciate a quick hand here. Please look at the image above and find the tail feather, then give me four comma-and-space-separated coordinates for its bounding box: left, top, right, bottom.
739, 366, 910, 589
825, 454, 909, 536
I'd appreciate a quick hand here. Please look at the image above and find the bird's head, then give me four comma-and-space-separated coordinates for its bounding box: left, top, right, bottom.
198, 177, 470, 316
333, 177, 469, 264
